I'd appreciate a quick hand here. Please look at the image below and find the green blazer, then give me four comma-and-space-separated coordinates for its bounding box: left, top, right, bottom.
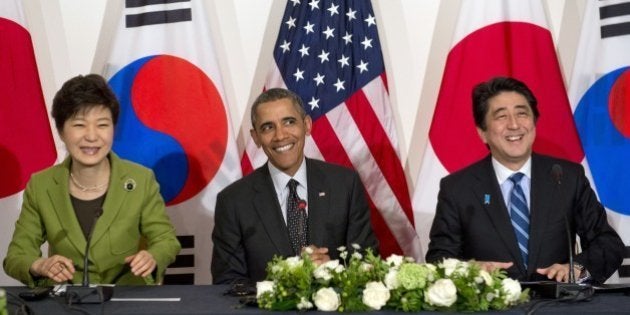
3, 153, 181, 287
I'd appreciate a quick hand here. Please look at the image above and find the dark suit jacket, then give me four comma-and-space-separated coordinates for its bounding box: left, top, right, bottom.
426, 153, 623, 284
211, 158, 378, 284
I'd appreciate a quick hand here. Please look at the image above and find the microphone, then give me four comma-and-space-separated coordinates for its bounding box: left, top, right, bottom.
297, 199, 308, 248
83, 208, 103, 286
551, 165, 577, 283
66, 208, 113, 304
522, 164, 593, 299
297, 200, 307, 211
551, 164, 584, 286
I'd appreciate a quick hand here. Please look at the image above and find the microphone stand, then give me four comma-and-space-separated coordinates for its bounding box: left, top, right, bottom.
522, 165, 592, 299
66, 209, 113, 304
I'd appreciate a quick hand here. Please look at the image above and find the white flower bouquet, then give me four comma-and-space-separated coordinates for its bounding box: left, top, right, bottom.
256, 246, 529, 312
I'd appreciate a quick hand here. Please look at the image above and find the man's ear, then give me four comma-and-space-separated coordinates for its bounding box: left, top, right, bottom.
476, 127, 488, 144
304, 115, 313, 136
250, 128, 261, 148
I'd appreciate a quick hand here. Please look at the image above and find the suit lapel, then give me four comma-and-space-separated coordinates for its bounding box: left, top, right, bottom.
472, 157, 525, 273
48, 158, 86, 254
253, 165, 293, 256
305, 159, 329, 247
527, 154, 553, 274
90, 153, 128, 248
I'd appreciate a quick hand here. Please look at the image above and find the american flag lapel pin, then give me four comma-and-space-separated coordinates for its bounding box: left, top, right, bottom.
484, 194, 491, 205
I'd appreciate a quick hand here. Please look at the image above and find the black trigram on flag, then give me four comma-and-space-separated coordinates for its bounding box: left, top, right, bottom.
619, 246, 630, 279
600, 1, 630, 38
164, 235, 195, 284
125, 0, 192, 28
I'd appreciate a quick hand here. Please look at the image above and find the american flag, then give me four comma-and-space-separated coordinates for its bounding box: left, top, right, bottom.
242, 0, 421, 259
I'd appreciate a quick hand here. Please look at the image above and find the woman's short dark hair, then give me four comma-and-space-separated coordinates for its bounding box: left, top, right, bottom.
250, 88, 306, 127
472, 76, 539, 130
51, 74, 120, 131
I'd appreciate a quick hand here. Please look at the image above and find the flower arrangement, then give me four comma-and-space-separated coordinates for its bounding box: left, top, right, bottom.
256, 245, 529, 312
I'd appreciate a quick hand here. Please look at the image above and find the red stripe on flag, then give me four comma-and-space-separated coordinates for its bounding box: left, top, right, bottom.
365, 197, 403, 258
240, 152, 254, 176
310, 117, 354, 168
380, 73, 389, 93
310, 115, 403, 257
344, 90, 414, 223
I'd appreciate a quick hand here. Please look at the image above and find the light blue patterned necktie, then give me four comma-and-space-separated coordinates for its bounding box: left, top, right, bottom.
509, 172, 529, 268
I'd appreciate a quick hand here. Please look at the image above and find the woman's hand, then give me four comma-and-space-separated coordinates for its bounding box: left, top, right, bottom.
125, 250, 156, 277
30, 255, 75, 283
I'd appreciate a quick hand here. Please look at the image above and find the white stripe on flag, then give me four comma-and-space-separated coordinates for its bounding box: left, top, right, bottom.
361, 77, 400, 152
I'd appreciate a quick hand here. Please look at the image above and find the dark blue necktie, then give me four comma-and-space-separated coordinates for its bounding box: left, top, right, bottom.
287, 179, 308, 255
509, 172, 529, 268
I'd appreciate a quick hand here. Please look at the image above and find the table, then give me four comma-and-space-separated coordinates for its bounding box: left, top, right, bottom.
3, 285, 630, 314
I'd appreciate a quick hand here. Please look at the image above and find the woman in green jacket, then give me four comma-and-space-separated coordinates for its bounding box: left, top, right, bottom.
3, 74, 181, 287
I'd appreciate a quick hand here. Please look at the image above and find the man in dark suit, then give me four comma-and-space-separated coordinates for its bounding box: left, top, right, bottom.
211, 88, 378, 284
426, 77, 624, 284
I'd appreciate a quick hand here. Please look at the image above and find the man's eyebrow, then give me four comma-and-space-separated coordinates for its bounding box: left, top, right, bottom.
491, 106, 507, 115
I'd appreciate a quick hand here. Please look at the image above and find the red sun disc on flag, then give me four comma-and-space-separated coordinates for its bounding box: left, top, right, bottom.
429, 21, 583, 173
0, 18, 56, 197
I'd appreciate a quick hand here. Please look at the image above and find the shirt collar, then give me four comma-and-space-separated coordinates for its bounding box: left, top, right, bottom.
492, 156, 532, 184
268, 158, 308, 192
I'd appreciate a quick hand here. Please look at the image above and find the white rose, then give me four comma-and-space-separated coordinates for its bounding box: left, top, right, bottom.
313, 287, 341, 311
457, 260, 470, 269
334, 265, 345, 273
501, 278, 522, 303
361, 263, 373, 272
441, 258, 460, 276
256, 281, 274, 298
456, 261, 470, 276
426, 263, 438, 281
362, 281, 391, 310
385, 254, 404, 267
479, 270, 494, 286
297, 296, 314, 310
285, 256, 303, 269
352, 243, 361, 250
321, 259, 340, 270
425, 279, 457, 307
337, 246, 346, 252
314, 266, 333, 281
486, 292, 496, 302
313, 258, 340, 281
352, 252, 363, 260
384, 269, 400, 289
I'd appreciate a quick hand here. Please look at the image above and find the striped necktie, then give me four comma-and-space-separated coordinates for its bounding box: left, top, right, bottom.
509, 172, 529, 268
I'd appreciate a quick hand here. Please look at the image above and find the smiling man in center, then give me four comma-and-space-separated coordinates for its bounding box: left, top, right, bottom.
211, 88, 378, 285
